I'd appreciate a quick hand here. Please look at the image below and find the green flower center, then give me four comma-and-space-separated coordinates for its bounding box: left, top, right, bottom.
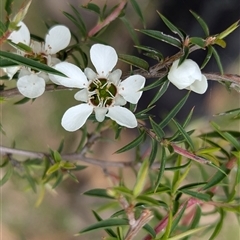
88, 78, 117, 107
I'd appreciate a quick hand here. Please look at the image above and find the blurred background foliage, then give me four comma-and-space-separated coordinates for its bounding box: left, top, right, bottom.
1, 0, 240, 239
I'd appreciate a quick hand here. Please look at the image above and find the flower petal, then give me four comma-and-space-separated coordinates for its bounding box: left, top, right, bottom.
17, 74, 45, 98
90, 44, 118, 77
108, 69, 122, 85
3, 66, 20, 79
106, 106, 137, 128
94, 107, 108, 122
84, 67, 97, 80
74, 89, 88, 102
61, 104, 93, 131
189, 75, 208, 94
168, 59, 202, 89
118, 75, 145, 104
45, 25, 71, 54
8, 22, 30, 45
49, 62, 88, 88
114, 94, 127, 106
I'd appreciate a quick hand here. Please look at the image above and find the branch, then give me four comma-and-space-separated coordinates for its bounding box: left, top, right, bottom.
88, 0, 128, 37
0, 145, 133, 168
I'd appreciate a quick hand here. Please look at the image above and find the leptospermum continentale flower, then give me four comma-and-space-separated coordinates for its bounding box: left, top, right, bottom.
167, 59, 208, 94
3, 22, 71, 98
50, 44, 145, 131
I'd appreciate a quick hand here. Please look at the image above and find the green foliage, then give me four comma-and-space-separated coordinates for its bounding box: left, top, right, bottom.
1, 1, 240, 240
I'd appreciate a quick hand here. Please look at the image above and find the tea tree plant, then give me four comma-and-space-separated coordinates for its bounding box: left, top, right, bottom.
0, 0, 239, 239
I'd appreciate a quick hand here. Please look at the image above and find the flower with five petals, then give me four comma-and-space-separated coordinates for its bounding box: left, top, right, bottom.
3, 22, 71, 98
50, 44, 145, 131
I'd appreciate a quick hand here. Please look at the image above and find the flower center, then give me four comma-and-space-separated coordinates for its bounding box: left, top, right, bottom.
25, 52, 48, 65
88, 78, 117, 107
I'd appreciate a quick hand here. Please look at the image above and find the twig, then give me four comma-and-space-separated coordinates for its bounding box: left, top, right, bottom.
88, 0, 128, 37
0, 145, 133, 168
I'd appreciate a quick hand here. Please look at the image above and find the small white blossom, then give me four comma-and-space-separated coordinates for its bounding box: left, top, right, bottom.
50, 44, 145, 131
3, 22, 71, 98
167, 59, 208, 94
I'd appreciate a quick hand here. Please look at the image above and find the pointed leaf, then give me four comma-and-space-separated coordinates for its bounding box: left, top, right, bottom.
154, 147, 166, 191
133, 159, 149, 197
201, 46, 213, 69
0, 163, 13, 186
115, 130, 146, 153
149, 138, 158, 166
130, 0, 145, 27
190, 10, 209, 36
78, 219, 129, 234
84, 188, 114, 199
138, 29, 182, 48
209, 209, 225, 240
172, 119, 195, 151
92, 211, 117, 238
159, 91, 190, 128
150, 117, 165, 139
157, 12, 184, 40
148, 78, 169, 106
118, 54, 149, 71
180, 189, 211, 201
0, 51, 66, 76
210, 46, 223, 75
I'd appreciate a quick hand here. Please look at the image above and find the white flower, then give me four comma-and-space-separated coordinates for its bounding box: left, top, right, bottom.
50, 44, 145, 131
3, 22, 71, 98
167, 59, 208, 94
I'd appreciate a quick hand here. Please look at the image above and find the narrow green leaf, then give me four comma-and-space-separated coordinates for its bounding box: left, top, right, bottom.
148, 78, 169, 106
169, 107, 195, 141
150, 117, 165, 140
167, 225, 208, 240
189, 37, 205, 48
157, 12, 184, 40
63, 9, 86, 38
202, 165, 230, 190
46, 163, 61, 175
5, 0, 14, 15
134, 45, 163, 62
209, 209, 225, 240
118, 54, 149, 71
143, 224, 156, 238
84, 188, 114, 199
0, 51, 66, 76
24, 164, 37, 193
82, 3, 101, 14
180, 189, 211, 201
115, 130, 146, 154
154, 147, 166, 191
171, 202, 188, 234
178, 182, 207, 190
162, 210, 173, 240
149, 138, 158, 166
53, 150, 62, 163
172, 119, 195, 151
0, 163, 13, 186
138, 29, 182, 48
211, 121, 240, 151
130, 0, 145, 27
136, 195, 165, 206
133, 159, 149, 197
165, 160, 191, 171
210, 46, 223, 75
78, 219, 129, 234
201, 46, 213, 69
0, 58, 18, 67
178, 46, 189, 66
190, 10, 209, 36
217, 19, 240, 40
92, 211, 117, 238
121, 17, 140, 47
52, 171, 63, 189
159, 91, 190, 128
